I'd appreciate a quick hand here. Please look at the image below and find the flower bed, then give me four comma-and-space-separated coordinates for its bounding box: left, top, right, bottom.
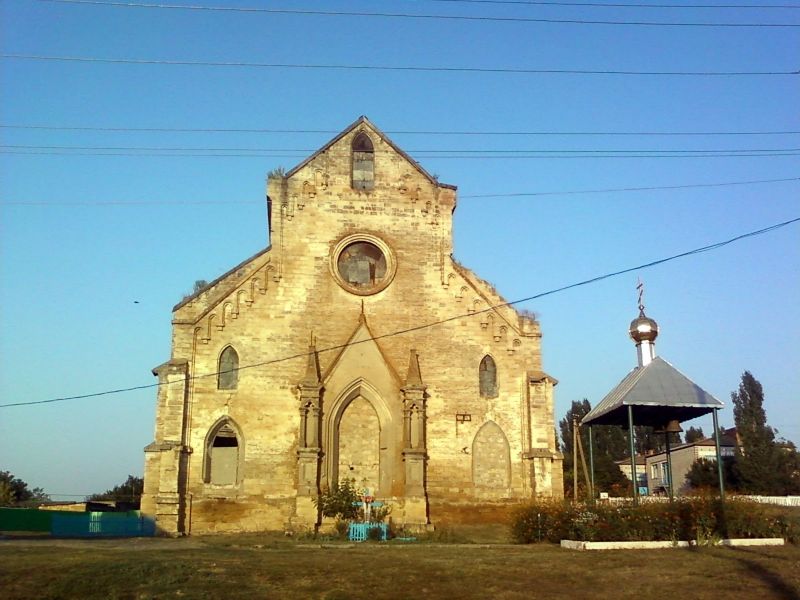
511, 497, 797, 544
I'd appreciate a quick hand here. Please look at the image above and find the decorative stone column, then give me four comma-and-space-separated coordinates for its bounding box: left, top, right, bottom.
296, 343, 323, 527
402, 350, 429, 524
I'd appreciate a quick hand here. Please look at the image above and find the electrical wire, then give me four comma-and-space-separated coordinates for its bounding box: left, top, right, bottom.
1, 215, 797, 409
412, 0, 800, 9
459, 176, 800, 197
3, 176, 797, 206
2, 54, 796, 76
3, 176, 797, 205
3, 150, 799, 158
3, 144, 799, 153
3, 124, 799, 136
31, 0, 800, 27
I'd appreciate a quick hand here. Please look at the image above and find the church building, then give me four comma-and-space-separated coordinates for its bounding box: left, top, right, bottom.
141, 117, 563, 534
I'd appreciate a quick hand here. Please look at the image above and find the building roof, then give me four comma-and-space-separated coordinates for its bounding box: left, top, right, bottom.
581, 356, 724, 427
645, 428, 738, 461
615, 455, 647, 466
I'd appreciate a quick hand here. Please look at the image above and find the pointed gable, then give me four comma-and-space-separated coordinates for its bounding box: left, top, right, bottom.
322, 315, 402, 398
284, 116, 454, 189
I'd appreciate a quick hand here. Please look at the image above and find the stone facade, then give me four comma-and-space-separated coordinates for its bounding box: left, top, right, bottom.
141, 117, 563, 535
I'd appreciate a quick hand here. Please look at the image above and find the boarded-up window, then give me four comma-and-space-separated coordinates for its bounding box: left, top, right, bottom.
337, 241, 387, 289
479, 355, 497, 398
218, 346, 239, 390
352, 133, 374, 191
472, 421, 510, 492
207, 422, 240, 485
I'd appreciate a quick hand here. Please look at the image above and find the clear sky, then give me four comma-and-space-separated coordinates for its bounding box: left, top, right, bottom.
1, 0, 798, 500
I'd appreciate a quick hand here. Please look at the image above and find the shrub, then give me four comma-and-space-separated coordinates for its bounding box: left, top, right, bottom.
333, 519, 349, 539
511, 497, 794, 544
313, 480, 360, 521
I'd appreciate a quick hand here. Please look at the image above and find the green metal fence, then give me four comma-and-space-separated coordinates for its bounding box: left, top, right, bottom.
0, 508, 155, 537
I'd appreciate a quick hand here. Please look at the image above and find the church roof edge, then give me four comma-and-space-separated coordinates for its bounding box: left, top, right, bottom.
172, 245, 272, 312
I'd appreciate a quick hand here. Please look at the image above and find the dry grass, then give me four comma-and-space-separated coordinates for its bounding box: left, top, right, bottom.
1, 533, 799, 599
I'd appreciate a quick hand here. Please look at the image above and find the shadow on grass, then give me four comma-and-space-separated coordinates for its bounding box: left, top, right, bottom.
711, 547, 800, 600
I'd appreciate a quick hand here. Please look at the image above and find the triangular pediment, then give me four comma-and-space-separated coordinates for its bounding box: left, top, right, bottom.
322, 315, 402, 392
285, 116, 453, 189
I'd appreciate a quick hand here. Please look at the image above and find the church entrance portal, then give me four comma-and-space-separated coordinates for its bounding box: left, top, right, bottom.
337, 395, 381, 493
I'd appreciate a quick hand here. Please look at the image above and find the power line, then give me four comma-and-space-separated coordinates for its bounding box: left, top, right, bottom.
459, 176, 800, 197
32, 0, 800, 27
2, 54, 796, 76
3, 144, 799, 153
3, 124, 799, 136
4, 150, 799, 158
1, 215, 797, 409
415, 0, 800, 9
2, 176, 797, 206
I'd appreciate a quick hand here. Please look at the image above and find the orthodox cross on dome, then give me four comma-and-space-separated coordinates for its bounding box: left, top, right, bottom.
637, 278, 646, 316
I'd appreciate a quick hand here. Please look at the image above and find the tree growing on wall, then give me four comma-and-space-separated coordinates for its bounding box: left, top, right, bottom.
732, 371, 800, 495
0, 471, 49, 506
559, 400, 630, 497
181, 279, 210, 301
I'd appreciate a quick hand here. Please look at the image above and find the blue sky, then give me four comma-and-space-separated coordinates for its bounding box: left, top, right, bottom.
1, 0, 798, 500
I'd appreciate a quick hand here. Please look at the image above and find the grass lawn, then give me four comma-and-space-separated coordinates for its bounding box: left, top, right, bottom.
1, 530, 799, 600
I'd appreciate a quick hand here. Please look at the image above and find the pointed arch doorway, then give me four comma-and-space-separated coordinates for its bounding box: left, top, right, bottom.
324, 381, 394, 496
338, 396, 380, 492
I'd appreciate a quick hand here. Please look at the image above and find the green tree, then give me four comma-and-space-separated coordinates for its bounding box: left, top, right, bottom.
685, 426, 705, 444
559, 400, 630, 498
0, 471, 49, 506
732, 371, 799, 495
686, 457, 738, 490
634, 426, 681, 455
313, 479, 360, 520
88, 475, 144, 507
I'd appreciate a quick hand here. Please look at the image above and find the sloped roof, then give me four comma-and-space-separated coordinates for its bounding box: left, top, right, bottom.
582, 356, 723, 427
645, 429, 738, 460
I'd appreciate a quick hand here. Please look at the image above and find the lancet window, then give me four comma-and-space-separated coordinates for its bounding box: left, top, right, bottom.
352, 133, 375, 191
479, 355, 498, 398
218, 345, 239, 390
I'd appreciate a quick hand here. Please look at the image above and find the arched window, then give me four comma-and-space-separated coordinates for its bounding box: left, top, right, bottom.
479, 355, 498, 398
204, 421, 242, 485
352, 133, 374, 191
218, 346, 239, 390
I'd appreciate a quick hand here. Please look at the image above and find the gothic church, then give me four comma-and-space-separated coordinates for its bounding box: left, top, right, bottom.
142, 117, 563, 534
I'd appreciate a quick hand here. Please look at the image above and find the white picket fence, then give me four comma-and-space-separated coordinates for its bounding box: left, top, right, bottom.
607, 495, 800, 506
743, 496, 800, 507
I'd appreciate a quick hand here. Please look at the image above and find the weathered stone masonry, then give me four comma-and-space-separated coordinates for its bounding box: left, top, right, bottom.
142, 117, 563, 535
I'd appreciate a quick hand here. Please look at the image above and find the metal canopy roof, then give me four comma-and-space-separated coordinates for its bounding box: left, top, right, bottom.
581, 356, 724, 428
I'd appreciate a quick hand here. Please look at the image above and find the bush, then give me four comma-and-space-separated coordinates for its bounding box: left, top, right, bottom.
511, 497, 795, 544
313, 480, 360, 521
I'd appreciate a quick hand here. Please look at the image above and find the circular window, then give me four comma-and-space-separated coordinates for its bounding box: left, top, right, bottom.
331, 234, 396, 295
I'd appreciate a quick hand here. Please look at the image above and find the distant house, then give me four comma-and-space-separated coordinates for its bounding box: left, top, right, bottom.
38, 502, 91, 512
615, 456, 647, 492
645, 428, 737, 495
38, 500, 129, 513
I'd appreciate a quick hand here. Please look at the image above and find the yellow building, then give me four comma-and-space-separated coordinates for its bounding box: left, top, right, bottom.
142, 117, 563, 535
